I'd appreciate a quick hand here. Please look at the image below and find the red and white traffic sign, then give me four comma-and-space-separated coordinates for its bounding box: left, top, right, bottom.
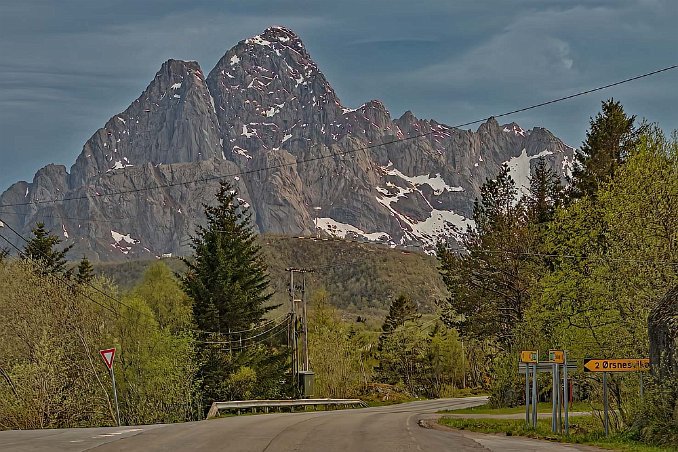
99, 348, 116, 370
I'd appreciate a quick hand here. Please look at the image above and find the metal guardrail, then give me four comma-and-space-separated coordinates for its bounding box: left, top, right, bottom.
207, 398, 366, 419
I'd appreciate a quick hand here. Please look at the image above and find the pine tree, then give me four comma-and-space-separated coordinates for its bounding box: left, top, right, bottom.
526, 157, 562, 224
181, 182, 274, 333
437, 166, 535, 349
569, 98, 647, 199
381, 294, 420, 334
181, 182, 285, 408
23, 222, 73, 275
473, 163, 520, 235
75, 255, 94, 285
0, 247, 9, 263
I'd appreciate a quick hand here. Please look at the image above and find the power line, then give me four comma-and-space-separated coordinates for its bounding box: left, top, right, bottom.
0, 230, 120, 317
198, 315, 292, 346
1, 64, 675, 210
0, 215, 285, 337
0, 211, 130, 224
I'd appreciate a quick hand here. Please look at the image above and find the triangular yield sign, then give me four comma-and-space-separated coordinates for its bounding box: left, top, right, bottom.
100, 348, 116, 370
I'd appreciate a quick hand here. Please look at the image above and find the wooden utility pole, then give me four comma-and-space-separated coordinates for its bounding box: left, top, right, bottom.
287, 268, 314, 396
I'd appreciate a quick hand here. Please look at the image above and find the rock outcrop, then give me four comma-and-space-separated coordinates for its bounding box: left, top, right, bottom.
0, 26, 574, 260
649, 287, 678, 377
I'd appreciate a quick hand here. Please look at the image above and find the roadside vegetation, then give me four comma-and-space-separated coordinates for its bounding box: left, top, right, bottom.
436, 100, 678, 447
438, 417, 673, 452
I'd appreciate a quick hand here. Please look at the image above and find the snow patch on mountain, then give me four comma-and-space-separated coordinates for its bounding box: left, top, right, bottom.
316, 217, 390, 242
505, 149, 553, 196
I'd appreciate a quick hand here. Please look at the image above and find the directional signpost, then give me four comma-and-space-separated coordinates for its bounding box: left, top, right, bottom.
520, 351, 538, 427
584, 357, 650, 436
100, 348, 121, 426
545, 350, 567, 434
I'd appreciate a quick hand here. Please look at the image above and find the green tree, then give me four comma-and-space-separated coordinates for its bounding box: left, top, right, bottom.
308, 289, 371, 397
437, 165, 536, 350
181, 182, 285, 409
0, 247, 9, 263
75, 256, 94, 285
569, 99, 647, 199
131, 262, 192, 333
380, 294, 419, 335
23, 222, 73, 275
526, 157, 563, 224
182, 182, 274, 333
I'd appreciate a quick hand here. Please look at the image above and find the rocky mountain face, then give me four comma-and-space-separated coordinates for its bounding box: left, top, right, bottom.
0, 26, 574, 261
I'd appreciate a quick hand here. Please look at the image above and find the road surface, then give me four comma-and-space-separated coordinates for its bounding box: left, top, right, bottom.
0, 397, 603, 451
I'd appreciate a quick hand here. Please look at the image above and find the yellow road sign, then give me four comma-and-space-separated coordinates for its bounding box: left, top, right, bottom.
520, 350, 538, 363
583, 358, 650, 372
549, 350, 564, 364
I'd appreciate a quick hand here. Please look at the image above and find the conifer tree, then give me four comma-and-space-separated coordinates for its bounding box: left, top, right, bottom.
437, 165, 534, 349
378, 294, 420, 351
23, 222, 73, 275
182, 182, 284, 408
381, 294, 420, 334
0, 247, 9, 263
526, 157, 562, 224
473, 163, 520, 235
569, 98, 647, 199
182, 182, 274, 333
75, 255, 94, 285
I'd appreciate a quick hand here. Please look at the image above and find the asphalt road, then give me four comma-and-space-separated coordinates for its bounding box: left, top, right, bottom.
0, 397, 602, 451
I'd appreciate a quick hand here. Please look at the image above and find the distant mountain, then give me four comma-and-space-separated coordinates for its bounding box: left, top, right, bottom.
0, 26, 574, 260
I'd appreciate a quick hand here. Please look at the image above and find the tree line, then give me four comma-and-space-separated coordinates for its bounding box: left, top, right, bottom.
436, 99, 677, 446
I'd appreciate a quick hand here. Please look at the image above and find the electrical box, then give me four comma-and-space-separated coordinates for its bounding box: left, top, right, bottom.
298, 371, 314, 398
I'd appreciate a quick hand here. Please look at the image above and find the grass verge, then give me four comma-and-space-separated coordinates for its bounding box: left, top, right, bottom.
438, 416, 673, 452
439, 401, 590, 415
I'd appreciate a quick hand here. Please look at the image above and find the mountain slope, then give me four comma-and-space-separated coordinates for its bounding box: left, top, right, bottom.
0, 26, 574, 260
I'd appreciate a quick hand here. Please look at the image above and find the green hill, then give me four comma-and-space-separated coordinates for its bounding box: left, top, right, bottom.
94, 235, 447, 321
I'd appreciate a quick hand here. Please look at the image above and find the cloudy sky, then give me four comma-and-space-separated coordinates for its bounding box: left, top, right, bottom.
1, 0, 676, 190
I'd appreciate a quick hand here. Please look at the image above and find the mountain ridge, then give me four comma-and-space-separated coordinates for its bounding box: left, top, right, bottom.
0, 26, 574, 260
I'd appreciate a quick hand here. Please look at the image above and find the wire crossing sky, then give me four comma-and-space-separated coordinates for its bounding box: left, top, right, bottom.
1, 0, 676, 191
0, 63, 675, 209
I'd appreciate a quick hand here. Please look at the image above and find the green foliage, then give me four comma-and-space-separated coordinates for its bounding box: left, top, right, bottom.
381, 294, 420, 334
308, 289, 372, 398
437, 164, 540, 350
377, 320, 464, 397
0, 260, 199, 429
23, 222, 73, 275
114, 294, 198, 424
632, 374, 678, 446
526, 157, 563, 224
181, 182, 288, 409
75, 255, 94, 285
570, 98, 648, 199
131, 262, 192, 333
182, 182, 274, 333
487, 353, 522, 408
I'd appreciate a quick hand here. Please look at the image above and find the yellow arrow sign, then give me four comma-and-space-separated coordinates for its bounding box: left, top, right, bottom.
583, 358, 650, 372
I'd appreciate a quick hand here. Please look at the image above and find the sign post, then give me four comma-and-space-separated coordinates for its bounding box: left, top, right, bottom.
520, 351, 538, 427
532, 362, 537, 428
100, 348, 120, 426
584, 358, 650, 436
525, 361, 530, 426
563, 351, 569, 435
548, 350, 564, 433
603, 372, 609, 436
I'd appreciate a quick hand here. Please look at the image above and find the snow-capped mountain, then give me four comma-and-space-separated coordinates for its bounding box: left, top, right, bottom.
0, 26, 574, 260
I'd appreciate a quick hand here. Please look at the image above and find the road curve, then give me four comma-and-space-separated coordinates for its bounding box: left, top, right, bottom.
0, 397, 600, 451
